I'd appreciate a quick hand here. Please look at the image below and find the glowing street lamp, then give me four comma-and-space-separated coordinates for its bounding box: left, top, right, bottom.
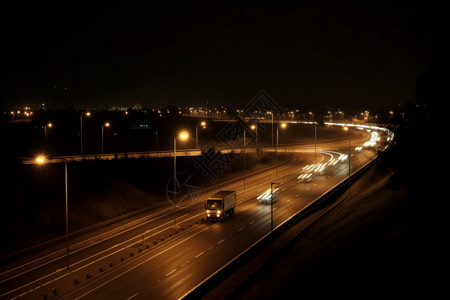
314, 121, 317, 160
35, 155, 70, 269
196, 121, 207, 149
344, 125, 351, 192
102, 122, 110, 154
173, 131, 189, 226
80, 111, 91, 156
251, 124, 258, 149
179, 131, 189, 141
44, 122, 53, 140
35, 155, 46, 164
267, 111, 274, 147
276, 122, 287, 153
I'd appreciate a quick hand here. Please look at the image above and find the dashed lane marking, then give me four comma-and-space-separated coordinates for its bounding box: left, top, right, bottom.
165, 269, 177, 277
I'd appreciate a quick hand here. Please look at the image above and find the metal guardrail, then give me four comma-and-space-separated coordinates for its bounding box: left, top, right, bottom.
20, 144, 294, 165
21, 149, 204, 164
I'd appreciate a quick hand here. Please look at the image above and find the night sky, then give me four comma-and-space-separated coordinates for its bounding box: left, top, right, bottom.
1, 0, 445, 109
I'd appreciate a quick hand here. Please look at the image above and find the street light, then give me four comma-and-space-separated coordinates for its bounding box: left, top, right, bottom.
102, 122, 110, 154
80, 111, 91, 156
196, 121, 206, 149
314, 121, 317, 160
35, 155, 46, 164
270, 182, 280, 234
276, 122, 287, 153
243, 128, 246, 190
251, 124, 258, 150
44, 122, 53, 140
35, 155, 70, 269
173, 131, 189, 226
267, 111, 274, 147
344, 125, 351, 193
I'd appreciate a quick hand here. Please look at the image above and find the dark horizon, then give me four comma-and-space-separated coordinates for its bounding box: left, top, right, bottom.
1, 1, 446, 109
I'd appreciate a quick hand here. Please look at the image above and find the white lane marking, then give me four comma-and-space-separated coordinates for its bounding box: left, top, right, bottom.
195, 252, 204, 258
238, 227, 245, 232
127, 292, 138, 300
165, 269, 177, 277
0, 212, 196, 297
72, 226, 210, 299
218, 239, 225, 244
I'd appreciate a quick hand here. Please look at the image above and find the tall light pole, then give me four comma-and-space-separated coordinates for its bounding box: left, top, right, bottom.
270, 182, 280, 234
64, 160, 69, 269
44, 122, 53, 140
243, 129, 246, 190
314, 122, 317, 161
102, 122, 110, 154
35, 156, 70, 269
276, 122, 287, 153
173, 131, 189, 226
267, 111, 274, 147
348, 125, 351, 180
80, 111, 91, 156
251, 124, 258, 151
344, 125, 351, 193
196, 121, 206, 149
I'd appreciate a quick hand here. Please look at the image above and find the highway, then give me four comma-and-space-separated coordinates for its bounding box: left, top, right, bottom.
0, 124, 392, 300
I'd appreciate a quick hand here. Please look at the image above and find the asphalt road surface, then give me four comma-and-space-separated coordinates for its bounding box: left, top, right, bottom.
1, 124, 387, 299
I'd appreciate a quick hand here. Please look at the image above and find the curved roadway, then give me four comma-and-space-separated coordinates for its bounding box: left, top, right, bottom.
0, 124, 390, 300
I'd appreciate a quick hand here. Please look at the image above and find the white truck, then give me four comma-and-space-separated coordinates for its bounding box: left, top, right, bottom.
205, 190, 236, 221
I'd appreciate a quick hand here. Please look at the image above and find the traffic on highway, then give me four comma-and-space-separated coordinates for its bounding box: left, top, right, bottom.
0, 122, 393, 300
